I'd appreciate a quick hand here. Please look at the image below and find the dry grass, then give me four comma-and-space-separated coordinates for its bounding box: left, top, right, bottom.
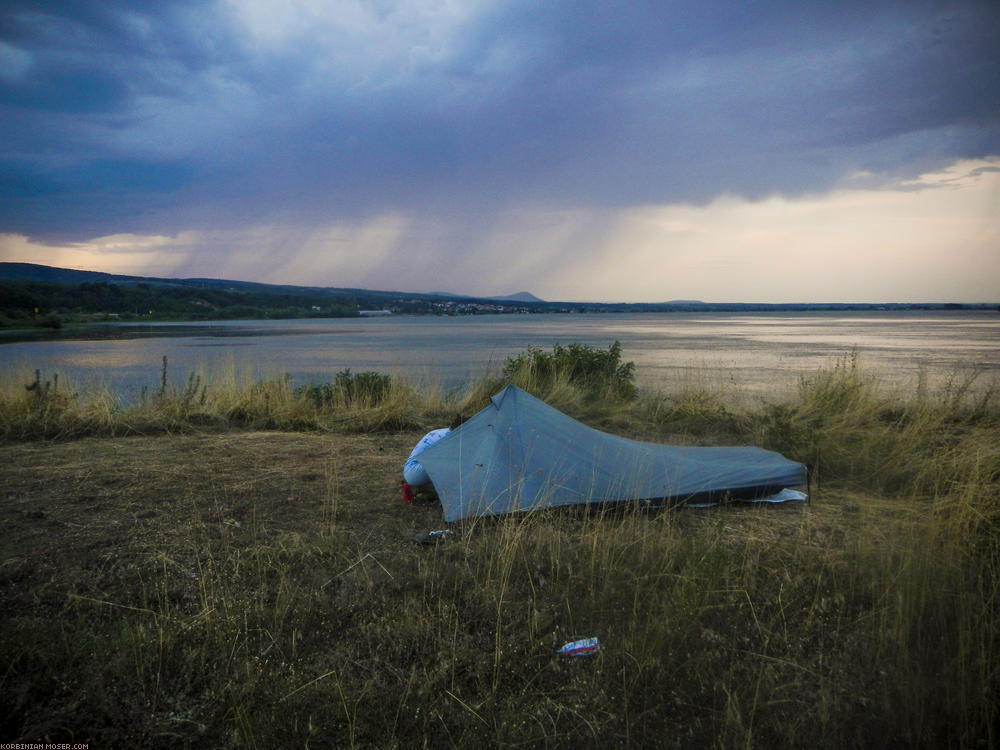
1, 357, 998, 748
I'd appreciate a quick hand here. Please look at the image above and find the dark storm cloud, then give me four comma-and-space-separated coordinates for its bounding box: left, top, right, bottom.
1, 0, 998, 240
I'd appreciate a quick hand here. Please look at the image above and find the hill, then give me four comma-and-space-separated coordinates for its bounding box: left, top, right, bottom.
1, 263, 995, 329
0, 263, 554, 327
0, 263, 545, 304
489, 291, 545, 303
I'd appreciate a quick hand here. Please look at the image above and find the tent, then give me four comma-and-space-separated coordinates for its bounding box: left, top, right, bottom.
417, 385, 807, 522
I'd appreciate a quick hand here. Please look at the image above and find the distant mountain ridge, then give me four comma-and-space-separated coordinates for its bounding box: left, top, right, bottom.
0, 263, 544, 303
2, 263, 995, 312
489, 291, 544, 303
0, 262, 149, 286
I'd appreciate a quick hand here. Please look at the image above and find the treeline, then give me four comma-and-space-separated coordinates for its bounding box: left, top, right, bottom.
0, 279, 363, 327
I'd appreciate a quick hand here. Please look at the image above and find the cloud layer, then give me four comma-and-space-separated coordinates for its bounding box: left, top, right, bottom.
1, 1, 998, 300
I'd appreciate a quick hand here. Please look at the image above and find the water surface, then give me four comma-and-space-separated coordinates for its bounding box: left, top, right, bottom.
2, 311, 997, 403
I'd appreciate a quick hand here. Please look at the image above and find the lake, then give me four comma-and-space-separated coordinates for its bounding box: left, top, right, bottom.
2, 311, 998, 404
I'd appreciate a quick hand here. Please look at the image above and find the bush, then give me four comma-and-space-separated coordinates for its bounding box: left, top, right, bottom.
295, 369, 393, 409
502, 341, 636, 400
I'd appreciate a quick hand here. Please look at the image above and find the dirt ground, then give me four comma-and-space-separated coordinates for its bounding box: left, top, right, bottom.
0, 429, 882, 578
6, 430, 969, 748
0, 430, 447, 585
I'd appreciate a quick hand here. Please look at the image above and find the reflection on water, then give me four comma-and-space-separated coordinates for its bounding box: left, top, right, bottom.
1, 311, 998, 403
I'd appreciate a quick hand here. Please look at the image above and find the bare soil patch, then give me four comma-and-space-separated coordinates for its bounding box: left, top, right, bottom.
1, 431, 440, 568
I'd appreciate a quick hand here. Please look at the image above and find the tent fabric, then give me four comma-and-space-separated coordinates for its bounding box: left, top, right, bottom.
417, 385, 807, 522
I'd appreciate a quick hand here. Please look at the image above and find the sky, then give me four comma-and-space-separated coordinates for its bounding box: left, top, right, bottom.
1, 1, 998, 303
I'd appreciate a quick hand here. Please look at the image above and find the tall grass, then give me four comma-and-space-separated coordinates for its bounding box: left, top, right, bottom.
0, 359, 437, 439
6, 479, 994, 745
0, 343, 642, 439
756, 353, 999, 495
1, 350, 998, 746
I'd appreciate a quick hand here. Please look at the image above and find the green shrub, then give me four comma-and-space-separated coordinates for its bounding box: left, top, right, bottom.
502, 341, 636, 400
296, 369, 393, 409
338, 369, 392, 404
295, 382, 336, 410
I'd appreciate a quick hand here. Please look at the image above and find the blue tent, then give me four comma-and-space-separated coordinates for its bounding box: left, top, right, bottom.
417, 385, 807, 522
